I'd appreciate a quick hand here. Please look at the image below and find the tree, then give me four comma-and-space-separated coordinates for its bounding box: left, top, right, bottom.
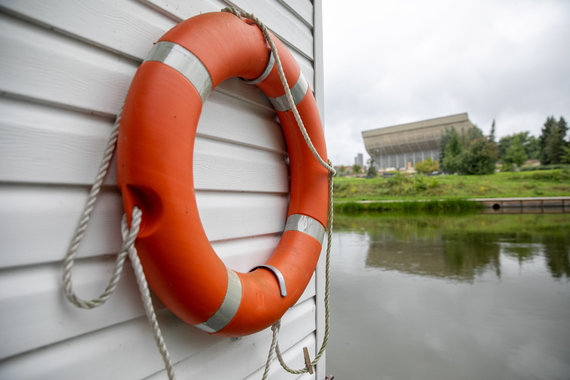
459, 138, 497, 175
562, 146, 570, 164
504, 135, 527, 167
352, 163, 362, 174
414, 157, 439, 174
539, 116, 556, 164
366, 158, 377, 177
439, 129, 450, 164
440, 127, 463, 173
539, 116, 568, 165
498, 132, 538, 163
545, 126, 565, 164
489, 119, 496, 143
463, 125, 485, 146
560, 116, 568, 138
525, 135, 540, 160
441, 125, 497, 175
498, 135, 511, 162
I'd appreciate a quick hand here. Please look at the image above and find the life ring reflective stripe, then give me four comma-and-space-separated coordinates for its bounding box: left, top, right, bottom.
117, 12, 328, 337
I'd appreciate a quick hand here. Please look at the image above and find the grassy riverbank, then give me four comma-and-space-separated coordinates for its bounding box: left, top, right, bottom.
333, 169, 570, 213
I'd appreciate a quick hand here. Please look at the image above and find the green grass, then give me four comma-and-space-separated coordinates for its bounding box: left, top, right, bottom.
335, 199, 482, 214
333, 169, 570, 202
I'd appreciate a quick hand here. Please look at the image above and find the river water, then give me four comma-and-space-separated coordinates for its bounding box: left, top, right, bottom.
326, 212, 570, 380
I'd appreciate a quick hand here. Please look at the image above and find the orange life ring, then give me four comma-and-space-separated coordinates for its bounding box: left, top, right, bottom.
117, 11, 328, 336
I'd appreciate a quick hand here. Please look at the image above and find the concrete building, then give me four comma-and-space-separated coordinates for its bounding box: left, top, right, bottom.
362, 113, 474, 170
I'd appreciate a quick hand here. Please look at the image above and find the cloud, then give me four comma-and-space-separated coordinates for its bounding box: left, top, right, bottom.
322, 0, 570, 165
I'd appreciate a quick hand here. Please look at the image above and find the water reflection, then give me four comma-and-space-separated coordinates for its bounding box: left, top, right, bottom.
328, 212, 570, 380
336, 213, 570, 281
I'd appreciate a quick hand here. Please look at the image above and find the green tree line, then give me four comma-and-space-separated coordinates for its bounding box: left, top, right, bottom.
439, 116, 569, 174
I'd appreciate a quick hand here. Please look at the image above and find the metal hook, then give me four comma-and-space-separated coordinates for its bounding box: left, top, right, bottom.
250, 264, 287, 297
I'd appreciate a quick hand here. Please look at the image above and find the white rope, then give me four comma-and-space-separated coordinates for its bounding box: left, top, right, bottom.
61, 106, 176, 379
122, 207, 176, 380
221, 7, 336, 378
222, 7, 336, 176
62, 104, 126, 309
261, 320, 280, 380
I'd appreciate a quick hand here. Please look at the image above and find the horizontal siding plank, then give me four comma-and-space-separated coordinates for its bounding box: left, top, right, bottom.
244, 334, 317, 380
141, 0, 227, 22
1, 0, 313, 63
0, 289, 315, 379
140, 0, 315, 88
0, 258, 147, 360
196, 191, 289, 242
0, 13, 136, 116
212, 235, 282, 273
0, 121, 289, 190
194, 138, 289, 193
0, 91, 285, 175
147, 299, 316, 380
0, 187, 122, 268
278, 0, 313, 27
0, 106, 289, 190
0, 0, 177, 61
225, 0, 313, 60
145, 0, 313, 60
292, 46, 317, 90
198, 93, 286, 154
0, 186, 290, 268
0, 13, 277, 116
0, 116, 119, 186
0, 251, 315, 361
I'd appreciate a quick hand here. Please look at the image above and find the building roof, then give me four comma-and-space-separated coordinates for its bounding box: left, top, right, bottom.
362, 113, 474, 155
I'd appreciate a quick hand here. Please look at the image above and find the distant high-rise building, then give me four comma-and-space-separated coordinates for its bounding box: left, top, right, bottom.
362, 113, 474, 170
354, 153, 364, 167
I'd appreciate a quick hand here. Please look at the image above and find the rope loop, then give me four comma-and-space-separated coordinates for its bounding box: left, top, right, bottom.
222, 7, 336, 177
123, 207, 176, 380
62, 105, 124, 309
61, 105, 176, 379
222, 6, 336, 377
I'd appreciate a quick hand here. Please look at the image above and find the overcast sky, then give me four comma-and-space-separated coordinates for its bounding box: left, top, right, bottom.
321, 0, 570, 165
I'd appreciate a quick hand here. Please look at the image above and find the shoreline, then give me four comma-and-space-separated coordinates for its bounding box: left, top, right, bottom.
334, 196, 570, 214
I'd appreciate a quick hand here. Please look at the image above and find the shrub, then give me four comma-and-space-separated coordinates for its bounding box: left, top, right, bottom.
415, 158, 439, 174
501, 162, 515, 172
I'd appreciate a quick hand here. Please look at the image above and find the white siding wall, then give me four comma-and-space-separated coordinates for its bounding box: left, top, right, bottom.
0, 0, 325, 379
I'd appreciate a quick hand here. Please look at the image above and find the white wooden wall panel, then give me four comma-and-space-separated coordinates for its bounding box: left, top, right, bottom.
0, 14, 278, 117
147, 301, 316, 380
0, 0, 315, 91
277, 0, 313, 27
0, 300, 315, 380
225, 0, 313, 59
0, 0, 323, 378
0, 259, 315, 361
0, 0, 176, 61
140, 0, 315, 88
0, 187, 291, 268
0, 187, 123, 267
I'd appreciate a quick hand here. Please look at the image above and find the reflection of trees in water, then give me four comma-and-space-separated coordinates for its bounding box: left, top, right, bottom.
336, 214, 570, 281
440, 232, 501, 280
495, 233, 570, 280
365, 228, 500, 282
543, 240, 570, 279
